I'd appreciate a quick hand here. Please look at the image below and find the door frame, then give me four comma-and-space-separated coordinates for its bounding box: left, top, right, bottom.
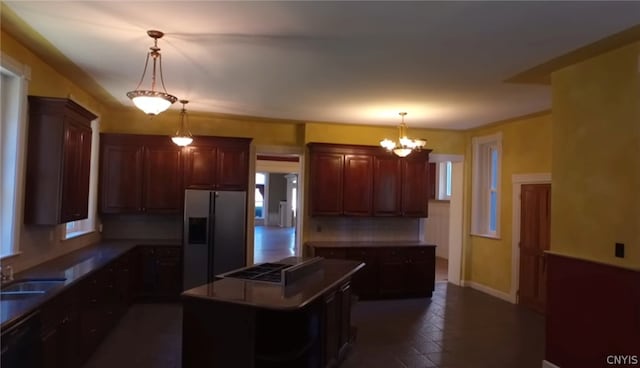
511, 173, 551, 303
425, 154, 464, 286
251, 145, 304, 265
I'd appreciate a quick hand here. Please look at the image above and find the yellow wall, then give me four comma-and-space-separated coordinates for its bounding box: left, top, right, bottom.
1, 29, 107, 272
464, 113, 553, 293
550, 42, 640, 268
304, 122, 465, 154
101, 109, 304, 148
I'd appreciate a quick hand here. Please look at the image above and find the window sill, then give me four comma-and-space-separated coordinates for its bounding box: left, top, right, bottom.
470, 233, 501, 240
0, 251, 22, 261
64, 230, 95, 240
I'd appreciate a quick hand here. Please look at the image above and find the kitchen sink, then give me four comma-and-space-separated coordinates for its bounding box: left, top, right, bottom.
0, 278, 67, 300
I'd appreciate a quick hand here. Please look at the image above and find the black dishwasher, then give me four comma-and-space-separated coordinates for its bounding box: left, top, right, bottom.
1, 311, 42, 368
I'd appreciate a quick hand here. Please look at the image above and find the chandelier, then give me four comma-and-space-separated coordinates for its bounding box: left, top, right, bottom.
171, 100, 193, 146
379, 112, 426, 157
127, 30, 177, 115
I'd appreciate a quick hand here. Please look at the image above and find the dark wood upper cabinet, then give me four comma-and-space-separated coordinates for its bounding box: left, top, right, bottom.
100, 134, 251, 214
373, 155, 402, 216
142, 144, 183, 213
309, 151, 344, 215
428, 162, 436, 200
25, 96, 96, 225
308, 143, 431, 217
401, 153, 430, 217
99, 134, 181, 214
343, 155, 373, 216
216, 142, 250, 190
99, 142, 143, 214
183, 137, 251, 191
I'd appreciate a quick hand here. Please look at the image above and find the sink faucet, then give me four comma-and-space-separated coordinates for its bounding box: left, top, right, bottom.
0, 265, 14, 282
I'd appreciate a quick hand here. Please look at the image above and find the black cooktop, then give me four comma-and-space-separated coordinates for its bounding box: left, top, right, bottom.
223, 263, 293, 284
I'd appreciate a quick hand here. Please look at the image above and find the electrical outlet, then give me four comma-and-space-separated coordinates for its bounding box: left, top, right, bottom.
615, 243, 625, 258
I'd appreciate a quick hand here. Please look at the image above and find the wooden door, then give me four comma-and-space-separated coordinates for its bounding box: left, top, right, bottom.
372, 155, 402, 216
519, 183, 551, 313
143, 145, 183, 213
99, 143, 143, 213
216, 143, 250, 190
406, 247, 435, 297
343, 154, 373, 216
400, 155, 430, 217
378, 248, 408, 296
309, 152, 344, 215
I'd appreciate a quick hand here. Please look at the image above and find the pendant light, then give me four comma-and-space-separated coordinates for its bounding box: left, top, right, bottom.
171, 100, 193, 147
127, 30, 177, 115
379, 112, 426, 157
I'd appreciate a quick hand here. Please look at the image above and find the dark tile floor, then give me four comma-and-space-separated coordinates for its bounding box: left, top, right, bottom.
83, 283, 544, 368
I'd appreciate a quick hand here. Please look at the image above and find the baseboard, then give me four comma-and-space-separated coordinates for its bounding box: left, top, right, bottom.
461, 280, 515, 303
542, 360, 561, 368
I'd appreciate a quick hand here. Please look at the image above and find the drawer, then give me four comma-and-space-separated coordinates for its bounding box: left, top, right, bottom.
314, 248, 346, 259
156, 246, 181, 258
346, 247, 376, 260
379, 248, 408, 263
406, 247, 434, 261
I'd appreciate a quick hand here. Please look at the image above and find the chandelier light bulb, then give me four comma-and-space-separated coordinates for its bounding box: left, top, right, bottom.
379, 112, 426, 157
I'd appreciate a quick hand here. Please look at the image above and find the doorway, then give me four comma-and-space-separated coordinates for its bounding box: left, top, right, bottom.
253, 155, 301, 264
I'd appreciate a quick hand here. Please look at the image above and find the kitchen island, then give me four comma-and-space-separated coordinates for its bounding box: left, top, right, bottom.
181, 257, 363, 368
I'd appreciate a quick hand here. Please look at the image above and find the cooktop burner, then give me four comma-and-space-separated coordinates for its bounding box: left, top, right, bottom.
222, 263, 294, 284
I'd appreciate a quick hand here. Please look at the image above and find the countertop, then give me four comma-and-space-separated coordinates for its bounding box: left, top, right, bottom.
182, 258, 364, 311
306, 241, 436, 248
1, 239, 180, 329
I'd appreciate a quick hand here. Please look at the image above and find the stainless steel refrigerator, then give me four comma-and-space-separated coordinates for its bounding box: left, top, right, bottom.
183, 189, 247, 291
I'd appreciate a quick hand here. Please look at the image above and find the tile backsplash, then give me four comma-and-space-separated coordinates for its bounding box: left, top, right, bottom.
306, 217, 421, 242
101, 214, 182, 240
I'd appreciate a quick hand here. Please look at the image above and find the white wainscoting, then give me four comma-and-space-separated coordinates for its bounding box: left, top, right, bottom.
424, 201, 450, 259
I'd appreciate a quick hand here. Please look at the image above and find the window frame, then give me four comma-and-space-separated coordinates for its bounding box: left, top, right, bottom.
437, 161, 453, 201
0, 53, 30, 259
471, 132, 502, 239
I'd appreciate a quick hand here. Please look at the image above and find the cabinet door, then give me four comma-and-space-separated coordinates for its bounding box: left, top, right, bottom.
99, 144, 143, 213
401, 156, 430, 217
406, 247, 435, 297
60, 120, 92, 222
343, 155, 373, 216
217, 144, 249, 190
373, 155, 402, 216
323, 290, 340, 367
428, 162, 436, 200
310, 153, 344, 215
184, 144, 217, 189
338, 282, 352, 356
143, 145, 183, 213
156, 247, 182, 298
345, 248, 378, 299
378, 248, 409, 297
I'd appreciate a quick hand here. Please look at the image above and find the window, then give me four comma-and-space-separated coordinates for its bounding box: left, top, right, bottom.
437, 161, 453, 200
0, 55, 29, 258
255, 173, 265, 218
471, 132, 502, 238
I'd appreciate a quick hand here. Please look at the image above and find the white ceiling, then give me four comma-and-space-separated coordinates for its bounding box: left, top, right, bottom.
5, 1, 640, 129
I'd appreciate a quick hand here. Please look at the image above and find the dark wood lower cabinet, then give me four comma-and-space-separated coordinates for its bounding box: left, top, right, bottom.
313, 245, 436, 299
4, 245, 183, 368
137, 246, 182, 301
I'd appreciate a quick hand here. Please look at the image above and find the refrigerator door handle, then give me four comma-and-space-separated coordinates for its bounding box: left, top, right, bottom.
207, 191, 216, 282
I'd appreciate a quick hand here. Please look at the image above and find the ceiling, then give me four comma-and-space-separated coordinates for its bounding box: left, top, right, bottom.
4, 1, 640, 129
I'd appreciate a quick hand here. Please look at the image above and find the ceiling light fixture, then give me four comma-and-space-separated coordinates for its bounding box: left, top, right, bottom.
171, 100, 193, 146
127, 30, 177, 115
380, 112, 426, 157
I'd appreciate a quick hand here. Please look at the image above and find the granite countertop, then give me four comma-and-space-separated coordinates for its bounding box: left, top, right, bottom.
306, 241, 436, 248
0, 239, 181, 329
182, 258, 364, 311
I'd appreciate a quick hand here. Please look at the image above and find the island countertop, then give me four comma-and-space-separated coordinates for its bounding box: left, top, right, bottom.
181, 258, 364, 310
